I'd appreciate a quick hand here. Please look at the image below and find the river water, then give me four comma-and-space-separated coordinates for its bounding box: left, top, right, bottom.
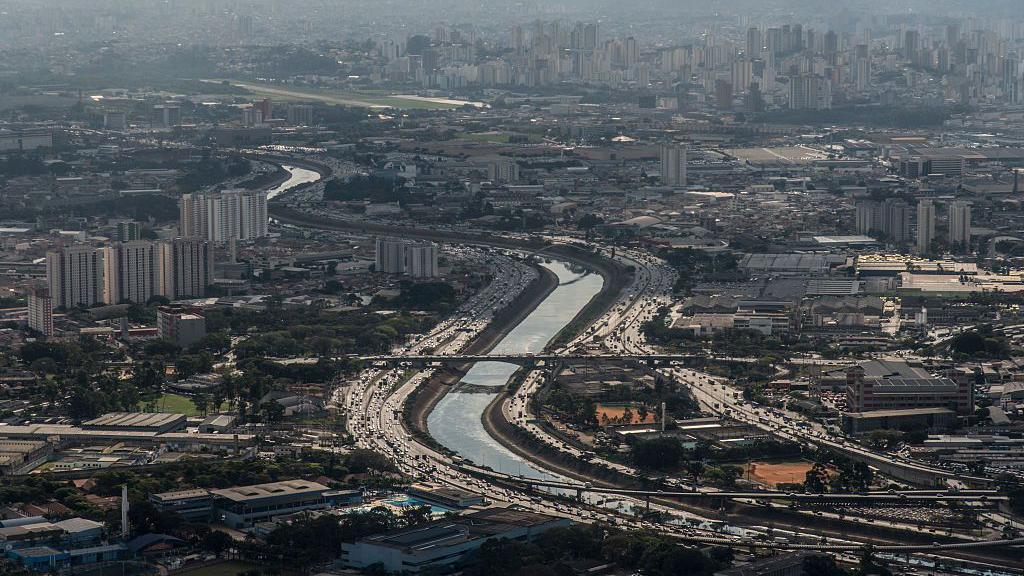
266, 164, 321, 199
428, 261, 603, 480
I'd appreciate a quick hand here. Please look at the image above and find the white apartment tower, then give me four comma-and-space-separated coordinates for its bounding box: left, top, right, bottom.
46, 245, 105, 310
180, 189, 268, 242
104, 241, 159, 304
27, 287, 54, 337
376, 238, 439, 278
948, 201, 972, 247
158, 239, 214, 299
916, 199, 936, 253
407, 242, 439, 278
660, 143, 687, 187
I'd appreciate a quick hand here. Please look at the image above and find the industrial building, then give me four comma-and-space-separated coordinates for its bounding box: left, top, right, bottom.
341, 508, 570, 574
150, 481, 363, 528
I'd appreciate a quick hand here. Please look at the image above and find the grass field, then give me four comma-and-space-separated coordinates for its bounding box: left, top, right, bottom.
141, 393, 230, 416
210, 80, 462, 110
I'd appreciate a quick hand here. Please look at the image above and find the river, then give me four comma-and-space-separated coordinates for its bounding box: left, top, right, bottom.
428, 261, 603, 480
266, 164, 321, 199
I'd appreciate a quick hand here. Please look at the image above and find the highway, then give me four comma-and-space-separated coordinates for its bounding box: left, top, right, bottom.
262, 166, 1024, 569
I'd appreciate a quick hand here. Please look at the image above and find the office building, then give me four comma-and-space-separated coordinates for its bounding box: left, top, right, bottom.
746, 27, 761, 56
158, 239, 214, 299
103, 241, 159, 305
210, 480, 337, 528
916, 200, 935, 253
948, 201, 971, 248
180, 189, 268, 242
46, 246, 105, 310
157, 306, 207, 348
659, 143, 687, 187
845, 360, 972, 416
27, 288, 53, 337
342, 509, 570, 574
150, 481, 361, 528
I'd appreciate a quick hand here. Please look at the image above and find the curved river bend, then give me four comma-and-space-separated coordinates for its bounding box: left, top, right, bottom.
428, 261, 603, 480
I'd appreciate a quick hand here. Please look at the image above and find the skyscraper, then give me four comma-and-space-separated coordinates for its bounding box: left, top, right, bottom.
746, 27, 761, 56
660, 143, 687, 187
916, 200, 936, 253
948, 201, 972, 248
46, 245, 105, 310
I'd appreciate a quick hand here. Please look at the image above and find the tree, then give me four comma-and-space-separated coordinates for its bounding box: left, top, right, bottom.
202, 530, 233, 557
631, 437, 686, 471
805, 463, 829, 493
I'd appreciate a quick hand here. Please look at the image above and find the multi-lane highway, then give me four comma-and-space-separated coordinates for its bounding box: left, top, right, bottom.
264, 168, 1023, 568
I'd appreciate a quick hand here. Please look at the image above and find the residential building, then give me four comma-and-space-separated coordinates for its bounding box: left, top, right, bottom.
116, 221, 141, 242
376, 237, 408, 274
916, 199, 935, 253
179, 189, 268, 242
948, 200, 971, 248
46, 245, 105, 310
660, 143, 687, 187
157, 239, 214, 299
407, 242, 439, 278
103, 241, 159, 305
27, 288, 53, 337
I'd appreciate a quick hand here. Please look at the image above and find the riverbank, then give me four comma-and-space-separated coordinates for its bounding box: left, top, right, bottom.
404, 264, 559, 449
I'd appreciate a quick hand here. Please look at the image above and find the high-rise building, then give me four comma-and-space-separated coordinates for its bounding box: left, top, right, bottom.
103, 241, 159, 305
376, 238, 408, 274
487, 159, 520, 183
158, 239, 214, 300
948, 201, 972, 248
789, 74, 832, 110
714, 79, 733, 110
46, 245, 105, 310
746, 27, 761, 56
916, 200, 936, 253
855, 201, 879, 235
287, 104, 315, 126
407, 242, 439, 278
180, 189, 268, 242
116, 221, 141, 243
375, 238, 440, 278
731, 59, 753, 94
241, 107, 264, 126
659, 144, 687, 187
880, 199, 911, 244
27, 287, 53, 337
